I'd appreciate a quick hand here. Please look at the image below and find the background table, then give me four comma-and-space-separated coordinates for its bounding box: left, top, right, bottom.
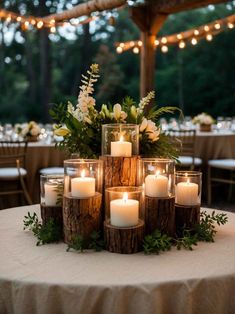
195, 131, 235, 162
0, 205, 235, 314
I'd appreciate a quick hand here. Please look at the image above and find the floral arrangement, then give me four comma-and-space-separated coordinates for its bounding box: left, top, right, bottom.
51, 64, 179, 159
16, 121, 41, 139
192, 112, 214, 125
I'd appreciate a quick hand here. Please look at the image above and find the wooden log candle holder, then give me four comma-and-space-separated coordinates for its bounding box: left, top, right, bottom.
144, 196, 175, 236
63, 192, 102, 244
100, 156, 139, 188
104, 220, 144, 254
40, 204, 63, 237
175, 204, 200, 236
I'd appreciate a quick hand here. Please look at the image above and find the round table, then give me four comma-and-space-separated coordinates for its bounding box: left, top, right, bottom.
0, 205, 235, 314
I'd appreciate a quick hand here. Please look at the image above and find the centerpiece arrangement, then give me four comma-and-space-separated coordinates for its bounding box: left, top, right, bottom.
192, 112, 214, 132
16, 121, 41, 141
24, 64, 228, 254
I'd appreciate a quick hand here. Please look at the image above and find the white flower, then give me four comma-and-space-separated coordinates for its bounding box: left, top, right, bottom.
113, 103, 122, 120
140, 118, 148, 132
120, 111, 127, 122
146, 120, 156, 133
193, 112, 214, 125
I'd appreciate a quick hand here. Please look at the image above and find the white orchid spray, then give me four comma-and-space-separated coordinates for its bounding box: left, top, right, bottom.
51, 64, 179, 159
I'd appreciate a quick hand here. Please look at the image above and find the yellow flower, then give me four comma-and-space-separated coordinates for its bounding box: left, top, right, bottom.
54, 127, 70, 137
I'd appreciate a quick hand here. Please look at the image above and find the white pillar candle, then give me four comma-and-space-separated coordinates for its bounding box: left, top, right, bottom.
145, 171, 169, 197
111, 135, 132, 157
176, 180, 199, 206
44, 183, 59, 206
110, 192, 139, 227
71, 170, 95, 198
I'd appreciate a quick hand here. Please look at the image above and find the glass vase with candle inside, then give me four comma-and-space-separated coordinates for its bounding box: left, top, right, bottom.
40, 174, 64, 233
138, 158, 175, 236
63, 159, 103, 244
104, 186, 144, 254
101, 124, 139, 157
175, 171, 202, 236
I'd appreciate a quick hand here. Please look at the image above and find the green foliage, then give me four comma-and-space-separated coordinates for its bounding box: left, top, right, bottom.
66, 231, 105, 252
143, 230, 172, 255
23, 212, 61, 246
143, 211, 228, 255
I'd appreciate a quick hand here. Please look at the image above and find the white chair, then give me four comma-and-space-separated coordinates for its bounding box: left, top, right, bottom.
167, 129, 202, 170
0, 141, 32, 207
39, 167, 64, 175
207, 159, 235, 205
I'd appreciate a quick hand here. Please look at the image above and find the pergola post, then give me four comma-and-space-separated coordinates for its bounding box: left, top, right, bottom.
130, 5, 168, 100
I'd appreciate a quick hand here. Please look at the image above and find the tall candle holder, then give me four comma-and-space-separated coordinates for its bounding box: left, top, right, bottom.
175, 171, 202, 236
63, 159, 103, 244
101, 124, 140, 188
40, 174, 64, 235
138, 158, 175, 236
104, 186, 144, 254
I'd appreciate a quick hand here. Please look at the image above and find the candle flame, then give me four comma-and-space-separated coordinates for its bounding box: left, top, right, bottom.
81, 169, 85, 178
123, 192, 128, 202
119, 135, 124, 142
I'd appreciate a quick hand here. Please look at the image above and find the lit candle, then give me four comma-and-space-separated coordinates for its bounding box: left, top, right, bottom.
71, 170, 95, 198
44, 183, 59, 206
111, 135, 132, 157
176, 179, 199, 206
110, 192, 139, 227
145, 171, 169, 197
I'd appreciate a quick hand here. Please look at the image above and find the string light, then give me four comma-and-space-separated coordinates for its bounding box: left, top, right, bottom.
16, 16, 22, 22
37, 20, 44, 29
214, 22, 221, 30
50, 26, 56, 33
154, 39, 159, 46
191, 37, 198, 45
204, 25, 210, 32
177, 33, 182, 39
227, 22, 234, 29
130, 41, 135, 47
133, 47, 139, 54
161, 37, 167, 44
194, 29, 199, 35
6, 15, 11, 23
179, 40, 186, 49
137, 40, 142, 47
206, 34, 213, 41
116, 46, 123, 54
119, 43, 125, 48
161, 45, 168, 53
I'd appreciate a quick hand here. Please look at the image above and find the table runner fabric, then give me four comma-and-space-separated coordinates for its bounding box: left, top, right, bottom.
0, 205, 235, 314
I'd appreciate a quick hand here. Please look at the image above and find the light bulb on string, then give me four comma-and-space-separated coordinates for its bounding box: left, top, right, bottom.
179, 41, 186, 49
227, 22, 234, 29
16, 16, 22, 22
6, 15, 11, 23
119, 42, 125, 48
194, 29, 199, 36
214, 23, 221, 30
130, 41, 135, 47
133, 46, 139, 54
154, 39, 159, 46
24, 21, 29, 28
116, 46, 123, 54
204, 25, 210, 32
206, 34, 213, 41
31, 19, 36, 25
161, 37, 167, 44
37, 20, 44, 29
50, 26, 56, 33
191, 37, 197, 45
177, 33, 182, 40
138, 40, 142, 47
161, 45, 168, 53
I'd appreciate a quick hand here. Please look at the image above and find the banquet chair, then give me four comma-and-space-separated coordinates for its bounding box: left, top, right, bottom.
207, 159, 235, 205
167, 129, 202, 170
0, 141, 32, 206
39, 167, 64, 175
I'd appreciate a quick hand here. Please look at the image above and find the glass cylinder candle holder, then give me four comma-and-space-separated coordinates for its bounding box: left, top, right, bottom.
40, 174, 64, 207
102, 124, 139, 157
64, 159, 103, 198
138, 158, 175, 198
175, 171, 202, 206
105, 186, 143, 227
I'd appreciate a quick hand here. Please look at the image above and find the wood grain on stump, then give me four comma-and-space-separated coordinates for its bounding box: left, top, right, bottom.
63, 192, 102, 244
104, 219, 144, 254
100, 156, 139, 188
40, 204, 63, 238
144, 196, 175, 236
175, 204, 200, 236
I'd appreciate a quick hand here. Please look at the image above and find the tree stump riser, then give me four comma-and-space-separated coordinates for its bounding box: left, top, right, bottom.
144, 196, 175, 236
175, 204, 200, 237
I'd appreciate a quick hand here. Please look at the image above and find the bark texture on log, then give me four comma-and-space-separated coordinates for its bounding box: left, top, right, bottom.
63, 193, 102, 244
100, 156, 139, 188
104, 220, 144, 254
40, 204, 63, 226
175, 204, 200, 236
144, 196, 175, 236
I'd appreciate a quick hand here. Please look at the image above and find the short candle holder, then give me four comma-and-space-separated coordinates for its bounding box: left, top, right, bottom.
40, 174, 64, 236
175, 171, 202, 236
138, 158, 175, 236
101, 124, 140, 188
104, 186, 144, 254
63, 159, 103, 244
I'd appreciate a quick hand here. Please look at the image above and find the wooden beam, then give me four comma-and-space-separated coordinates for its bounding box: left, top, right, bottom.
130, 5, 167, 101
149, 0, 229, 14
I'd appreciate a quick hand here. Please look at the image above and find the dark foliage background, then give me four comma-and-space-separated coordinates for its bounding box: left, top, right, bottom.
0, 0, 234, 123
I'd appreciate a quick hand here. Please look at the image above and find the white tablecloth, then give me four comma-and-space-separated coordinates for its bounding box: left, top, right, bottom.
0, 205, 235, 314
